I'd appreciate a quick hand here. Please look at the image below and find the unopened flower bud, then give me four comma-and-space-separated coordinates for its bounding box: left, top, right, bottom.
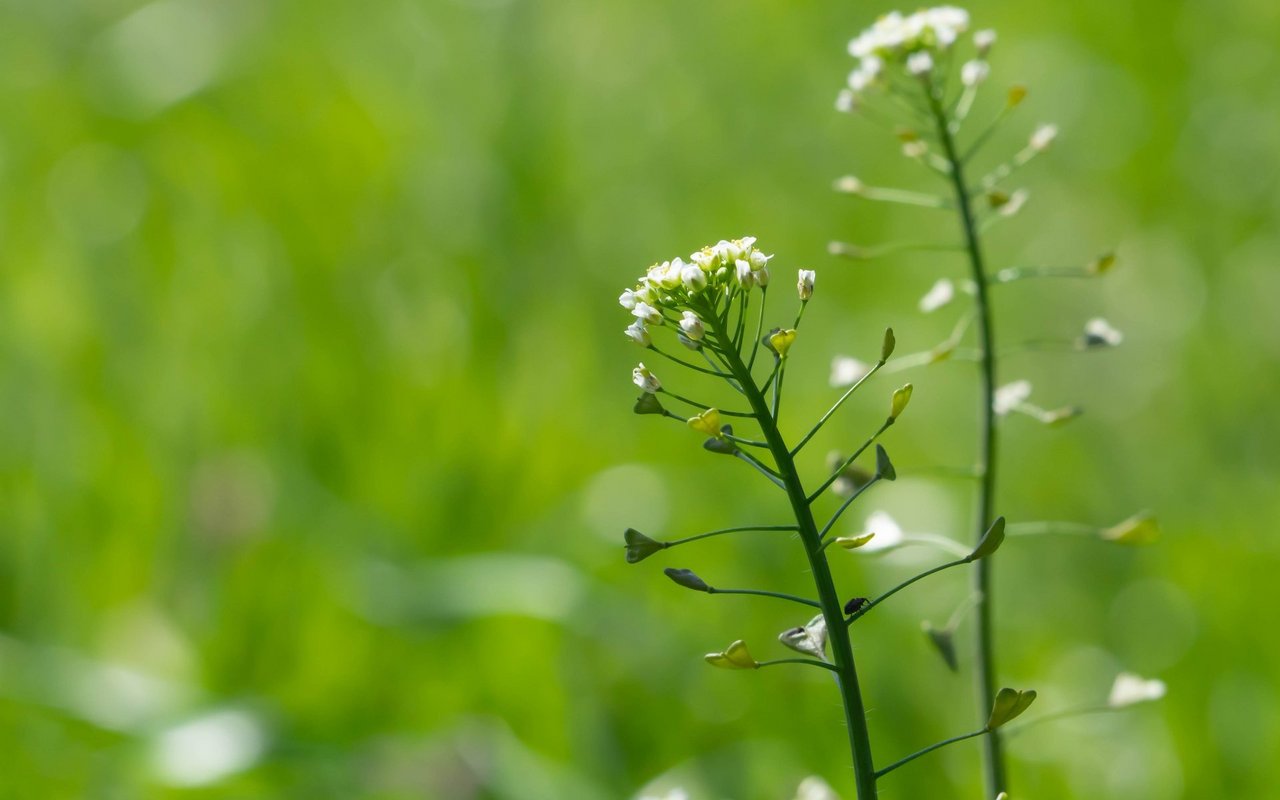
907, 51, 934, 76
994, 380, 1032, 415
961, 59, 989, 87
881, 327, 896, 361
632, 363, 662, 394
974, 28, 997, 55
1007, 85, 1028, 108
835, 89, 857, 113
1029, 123, 1058, 152
755, 265, 771, 287
903, 140, 929, 159
663, 567, 710, 592
889, 383, 914, 420
679, 311, 705, 341
619, 289, 638, 310
797, 269, 816, 300
834, 533, 875, 549
681, 263, 708, 292
1102, 512, 1160, 545
705, 639, 757, 670
734, 259, 755, 288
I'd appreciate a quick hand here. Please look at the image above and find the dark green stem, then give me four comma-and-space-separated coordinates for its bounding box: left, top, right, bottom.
927, 83, 1006, 795
702, 301, 879, 799
665, 524, 798, 548
875, 728, 988, 779
706, 587, 820, 609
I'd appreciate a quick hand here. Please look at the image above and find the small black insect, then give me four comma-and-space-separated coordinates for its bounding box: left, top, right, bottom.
844, 596, 869, 615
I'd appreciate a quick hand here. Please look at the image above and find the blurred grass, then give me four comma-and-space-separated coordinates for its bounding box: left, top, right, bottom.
0, 0, 1277, 797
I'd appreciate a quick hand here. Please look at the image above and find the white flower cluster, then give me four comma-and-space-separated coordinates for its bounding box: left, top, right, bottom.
838, 7, 995, 111
619, 237, 775, 348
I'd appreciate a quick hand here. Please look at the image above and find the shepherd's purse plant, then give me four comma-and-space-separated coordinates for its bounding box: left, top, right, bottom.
613, 7, 1164, 799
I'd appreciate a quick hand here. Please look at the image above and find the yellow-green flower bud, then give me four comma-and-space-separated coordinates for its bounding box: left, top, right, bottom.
705, 639, 758, 670
889, 383, 914, 420
1102, 512, 1160, 545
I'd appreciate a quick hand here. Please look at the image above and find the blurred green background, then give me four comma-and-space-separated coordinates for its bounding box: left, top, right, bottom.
1, 0, 1277, 797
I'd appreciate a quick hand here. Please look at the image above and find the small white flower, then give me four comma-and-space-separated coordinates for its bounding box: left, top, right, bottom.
998, 189, 1029, 217
1108, 672, 1167, 708
1029, 123, 1059, 152
858, 511, 905, 552
835, 89, 857, 113
797, 269, 816, 301
1082, 317, 1123, 347
906, 51, 934, 76
993, 380, 1032, 415
829, 355, 869, 388
632, 363, 662, 394
755, 265, 771, 287
631, 301, 662, 325
678, 311, 705, 341
658, 259, 685, 289
734, 258, 755, 288
748, 248, 769, 270
689, 249, 714, 269
902, 140, 928, 159
919, 278, 955, 313
794, 777, 840, 800
624, 320, 650, 347
680, 263, 707, 292
974, 28, 997, 55
618, 289, 638, 310
961, 59, 989, 87
834, 175, 863, 194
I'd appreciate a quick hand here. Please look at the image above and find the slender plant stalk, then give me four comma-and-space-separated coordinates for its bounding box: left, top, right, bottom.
701, 298, 880, 800
925, 85, 1008, 795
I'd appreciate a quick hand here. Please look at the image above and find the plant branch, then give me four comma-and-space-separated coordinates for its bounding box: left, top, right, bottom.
845, 557, 969, 626
927, 80, 1008, 796
875, 728, 988, 779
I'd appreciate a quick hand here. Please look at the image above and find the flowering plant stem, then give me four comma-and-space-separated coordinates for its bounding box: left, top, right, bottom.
925, 82, 1008, 795
700, 298, 880, 800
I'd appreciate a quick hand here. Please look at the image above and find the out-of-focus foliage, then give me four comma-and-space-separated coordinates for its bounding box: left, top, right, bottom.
0, 0, 1277, 797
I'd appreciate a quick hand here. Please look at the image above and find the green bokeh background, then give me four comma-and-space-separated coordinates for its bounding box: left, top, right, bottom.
2, 0, 1277, 797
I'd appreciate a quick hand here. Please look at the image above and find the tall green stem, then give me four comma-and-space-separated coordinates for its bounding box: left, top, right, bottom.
926, 87, 1007, 795
704, 301, 879, 800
